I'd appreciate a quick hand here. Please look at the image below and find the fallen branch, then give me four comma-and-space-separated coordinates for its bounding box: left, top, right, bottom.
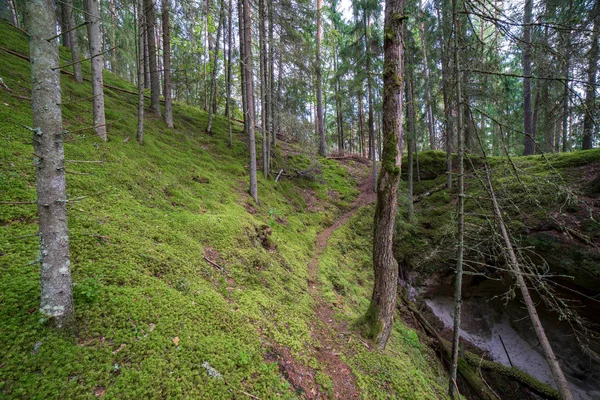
275, 169, 284, 182
413, 182, 447, 203
203, 256, 223, 271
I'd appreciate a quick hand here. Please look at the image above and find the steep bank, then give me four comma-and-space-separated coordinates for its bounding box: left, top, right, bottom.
397, 150, 600, 399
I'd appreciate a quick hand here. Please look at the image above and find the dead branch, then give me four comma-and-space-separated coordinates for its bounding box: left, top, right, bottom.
203, 256, 223, 271
413, 182, 448, 203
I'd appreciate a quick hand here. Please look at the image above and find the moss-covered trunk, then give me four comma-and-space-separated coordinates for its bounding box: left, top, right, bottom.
366, 0, 405, 350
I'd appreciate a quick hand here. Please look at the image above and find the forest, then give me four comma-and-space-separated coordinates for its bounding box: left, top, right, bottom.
0, 0, 599, 398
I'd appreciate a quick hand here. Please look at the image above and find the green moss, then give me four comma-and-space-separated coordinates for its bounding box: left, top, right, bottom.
0, 21, 351, 398
317, 208, 449, 399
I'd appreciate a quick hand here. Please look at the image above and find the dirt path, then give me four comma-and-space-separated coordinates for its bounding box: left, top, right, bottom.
277, 171, 376, 399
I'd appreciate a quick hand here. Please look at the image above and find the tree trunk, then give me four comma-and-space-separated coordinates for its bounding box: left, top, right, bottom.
365, 15, 376, 192
226, 0, 233, 147
243, 0, 258, 202
523, 0, 535, 155
316, 0, 326, 157
449, 0, 465, 395
26, 0, 74, 327
259, 0, 269, 176
60, 1, 70, 48
144, 27, 151, 89
144, 0, 161, 116
6, 0, 19, 27
206, 0, 224, 135
162, 0, 174, 128
109, 0, 117, 74
583, 0, 599, 150
419, 0, 435, 150
268, 2, 275, 152
63, 0, 83, 82
137, 0, 145, 144
84, 0, 107, 141
406, 66, 416, 221
237, 0, 247, 140
364, 0, 405, 350
438, 1, 453, 189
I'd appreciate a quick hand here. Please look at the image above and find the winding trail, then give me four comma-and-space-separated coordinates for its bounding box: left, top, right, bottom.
277, 171, 376, 399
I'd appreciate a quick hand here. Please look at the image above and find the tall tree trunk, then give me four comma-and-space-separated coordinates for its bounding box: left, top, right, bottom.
561, 31, 570, 152
438, 1, 453, 189
365, 15, 377, 192
419, 0, 435, 150
63, 0, 83, 82
206, 0, 224, 135
60, 2, 70, 48
144, 0, 161, 116
26, 0, 73, 327
406, 64, 417, 221
7, 0, 19, 27
226, 0, 233, 147
334, 55, 344, 154
144, 27, 151, 89
523, 0, 535, 155
268, 0, 275, 152
162, 0, 174, 128
316, 0, 326, 156
449, 0, 465, 395
365, 0, 405, 350
259, 0, 269, 176
238, 0, 247, 140
137, 0, 145, 144
109, 0, 117, 73
242, 0, 258, 202
583, 0, 599, 150
84, 0, 107, 141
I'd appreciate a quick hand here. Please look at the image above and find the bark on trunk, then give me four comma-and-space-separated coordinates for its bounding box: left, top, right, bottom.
63, 0, 83, 82
238, 0, 247, 140
268, 2, 275, 151
144, 0, 161, 116
365, 15, 377, 192
523, 0, 535, 155
243, 0, 258, 202
582, 0, 599, 150
259, 0, 269, 176
84, 0, 107, 141
26, 0, 74, 327
137, 0, 145, 144
316, 0, 326, 157
162, 0, 174, 128
226, 0, 233, 147
60, 1, 70, 48
419, 0, 435, 150
449, 1, 465, 395
365, 0, 405, 350
438, 1, 453, 189
406, 68, 416, 221
144, 27, 150, 89
206, 0, 224, 135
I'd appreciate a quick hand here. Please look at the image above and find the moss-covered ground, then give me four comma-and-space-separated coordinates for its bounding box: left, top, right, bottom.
1, 21, 450, 399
